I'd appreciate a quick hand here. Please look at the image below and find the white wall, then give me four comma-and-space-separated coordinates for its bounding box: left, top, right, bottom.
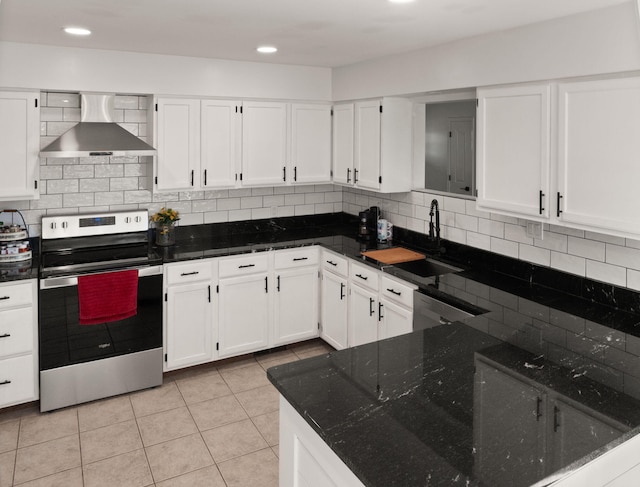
333, 2, 640, 100
0, 42, 332, 101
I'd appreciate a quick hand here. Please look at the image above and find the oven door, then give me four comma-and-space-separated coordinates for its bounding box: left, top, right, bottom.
39, 265, 163, 371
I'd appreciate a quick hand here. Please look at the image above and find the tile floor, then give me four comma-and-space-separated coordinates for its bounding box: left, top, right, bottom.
0, 340, 333, 487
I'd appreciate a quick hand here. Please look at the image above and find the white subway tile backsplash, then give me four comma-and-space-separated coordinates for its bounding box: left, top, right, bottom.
251, 187, 274, 196
63, 165, 95, 179
47, 92, 79, 108
63, 193, 95, 207
606, 244, 640, 271
46, 121, 76, 136
491, 237, 519, 258
39, 166, 63, 180
79, 179, 110, 193
241, 196, 263, 209
124, 190, 153, 204
465, 200, 490, 218
47, 179, 79, 194
568, 236, 605, 261
40, 107, 63, 122
192, 199, 217, 213
443, 196, 466, 214
445, 226, 466, 244
251, 207, 272, 219
519, 244, 551, 266
455, 214, 478, 232
478, 218, 505, 238
285, 194, 305, 206
204, 211, 229, 224
305, 192, 324, 205
113, 96, 139, 109
586, 260, 627, 287
550, 251, 586, 276
216, 198, 241, 211
534, 231, 568, 253
628, 270, 640, 292
504, 223, 533, 245
229, 209, 252, 221
94, 191, 124, 206
110, 177, 139, 191
95, 164, 124, 178
63, 108, 81, 122
466, 232, 491, 251
626, 238, 640, 250
295, 204, 315, 216
585, 231, 626, 246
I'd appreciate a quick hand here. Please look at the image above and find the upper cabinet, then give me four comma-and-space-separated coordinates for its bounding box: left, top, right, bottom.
289, 103, 332, 184
0, 91, 40, 201
201, 99, 241, 189
333, 97, 413, 193
476, 75, 640, 239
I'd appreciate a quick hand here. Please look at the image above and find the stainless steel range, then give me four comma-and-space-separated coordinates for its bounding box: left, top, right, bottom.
39, 210, 163, 412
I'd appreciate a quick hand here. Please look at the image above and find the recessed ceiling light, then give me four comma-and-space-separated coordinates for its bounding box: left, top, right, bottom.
257, 46, 277, 54
64, 27, 92, 36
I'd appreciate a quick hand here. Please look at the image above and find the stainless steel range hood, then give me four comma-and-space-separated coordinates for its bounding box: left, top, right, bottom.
40, 93, 156, 158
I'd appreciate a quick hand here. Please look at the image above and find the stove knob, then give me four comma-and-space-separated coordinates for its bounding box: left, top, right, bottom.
61, 221, 68, 229
50, 222, 56, 230
125, 217, 131, 223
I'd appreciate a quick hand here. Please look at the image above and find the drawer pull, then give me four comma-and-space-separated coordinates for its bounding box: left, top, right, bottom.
326, 260, 338, 266
0, 296, 10, 301
293, 257, 308, 262
340, 283, 345, 300
369, 297, 375, 316
386, 288, 401, 296
0, 333, 10, 338
0, 380, 11, 385
180, 271, 199, 276
239, 264, 256, 269
355, 274, 368, 281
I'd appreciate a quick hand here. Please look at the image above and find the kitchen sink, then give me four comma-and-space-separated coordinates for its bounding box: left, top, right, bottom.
391, 258, 462, 278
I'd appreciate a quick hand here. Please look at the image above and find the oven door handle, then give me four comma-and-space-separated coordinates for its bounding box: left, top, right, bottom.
40, 265, 163, 289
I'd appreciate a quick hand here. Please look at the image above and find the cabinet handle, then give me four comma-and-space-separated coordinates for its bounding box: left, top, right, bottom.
557, 192, 563, 218
208, 285, 211, 303
536, 397, 543, 421
354, 168, 359, 184
0, 334, 10, 338
553, 405, 560, 432
277, 275, 281, 292
355, 273, 368, 281
340, 282, 345, 300
539, 190, 545, 215
347, 168, 351, 184
294, 166, 297, 182
265, 276, 268, 293
283, 166, 286, 182
326, 260, 338, 266
180, 271, 199, 276
378, 302, 384, 321
238, 264, 255, 269
191, 170, 194, 186
369, 297, 375, 316
0, 296, 10, 301
386, 288, 401, 296
204, 169, 207, 186
0, 380, 11, 386
293, 257, 308, 262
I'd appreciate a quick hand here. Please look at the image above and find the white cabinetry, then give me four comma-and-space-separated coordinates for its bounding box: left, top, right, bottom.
201, 99, 241, 189
163, 260, 215, 370
476, 83, 551, 219
289, 104, 332, 184
0, 92, 40, 201
0, 279, 38, 408
378, 275, 414, 341
320, 250, 349, 350
333, 97, 412, 193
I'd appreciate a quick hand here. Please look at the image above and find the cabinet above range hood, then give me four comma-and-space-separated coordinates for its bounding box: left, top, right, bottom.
40, 93, 156, 158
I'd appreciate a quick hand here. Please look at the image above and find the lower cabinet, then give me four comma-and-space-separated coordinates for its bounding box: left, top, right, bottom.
349, 282, 379, 347
273, 266, 319, 346
320, 269, 348, 350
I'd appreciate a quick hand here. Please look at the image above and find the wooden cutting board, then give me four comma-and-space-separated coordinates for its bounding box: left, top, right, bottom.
361, 247, 425, 265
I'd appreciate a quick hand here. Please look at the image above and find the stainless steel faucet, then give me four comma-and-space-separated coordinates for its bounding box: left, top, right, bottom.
428, 199, 440, 251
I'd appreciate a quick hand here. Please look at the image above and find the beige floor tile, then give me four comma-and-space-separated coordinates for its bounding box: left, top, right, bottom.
145, 433, 214, 482
235, 384, 279, 418
0, 420, 19, 454
271, 445, 279, 458
0, 405, 39, 425
294, 348, 331, 360
130, 382, 186, 418
201, 418, 268, 463
0, 450, 16, 486
137, 406, 198, 447
219, 363, 271, 394
188, 395, 248, 432
164, 362, 218, 383
215, 356, 259, 373
80, 419, 143, 464
252, 411, 279, 446
218, 448, 279, 487
256, 349, 299, 370
82, 449, 153, 487
15, 467, 83, 487
78, 395, 135, 432
17, 408, 78, 448
155, 465, 226, 487
13, 435, 80, 485
175, 371, 232, 405
289, 339, 331, 353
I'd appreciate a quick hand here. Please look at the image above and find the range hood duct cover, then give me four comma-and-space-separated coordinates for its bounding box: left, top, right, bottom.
40, 93, 156, 158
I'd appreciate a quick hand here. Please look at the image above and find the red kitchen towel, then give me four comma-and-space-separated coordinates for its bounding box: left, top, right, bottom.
78, 270, 139, 325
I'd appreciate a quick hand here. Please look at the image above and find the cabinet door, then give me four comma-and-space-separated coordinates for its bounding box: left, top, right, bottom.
201, 99, 240, 189
354, 100, 381, 191
0, 92, 39, 201
320, 271, 348, 350
378, 298, 412, 341
332, 104, 354, 186
165, 282, 213, 370
274, 267, 319, 346
241, 101, 288, 186
549, 398, 626, 473
290, 104, 331, 184
476, 84, 551, 219
473, 361, 547, 487
557, 77, 640, 237
348, 284, 378, 347
218, 273, 270, 358
155, 98, 200, 191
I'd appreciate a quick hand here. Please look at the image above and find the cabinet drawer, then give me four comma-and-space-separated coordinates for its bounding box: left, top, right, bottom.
321, 251, 349, 277
165, 260, 213, 285
219, 253, 269, 278
0, 307, 34, 358
274, 247, 319, 269
0, 354, 37, 407
0, 281, 34, 310
380, 275, 416, 309
349, 262, 379, 291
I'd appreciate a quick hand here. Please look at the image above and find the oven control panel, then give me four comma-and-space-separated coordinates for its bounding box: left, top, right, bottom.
42, 210, 149, 239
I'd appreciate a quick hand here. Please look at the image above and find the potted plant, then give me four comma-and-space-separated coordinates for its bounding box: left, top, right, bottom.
151, 207, 179, 246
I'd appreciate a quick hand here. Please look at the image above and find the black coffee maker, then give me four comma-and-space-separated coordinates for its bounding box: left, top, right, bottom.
358, 206, 380, 240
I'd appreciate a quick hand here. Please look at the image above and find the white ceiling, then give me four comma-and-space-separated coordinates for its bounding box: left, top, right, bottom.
0, 0, 631, 68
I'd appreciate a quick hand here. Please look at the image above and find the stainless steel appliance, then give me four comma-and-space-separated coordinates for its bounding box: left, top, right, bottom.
413, 290, 486, 330
39, 210, 163, 412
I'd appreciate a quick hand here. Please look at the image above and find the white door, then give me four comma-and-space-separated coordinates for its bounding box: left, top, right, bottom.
165, 282, 212, 370
0, 92, 39, 201
155, 98, 200, 191
320, 271, 348, 350
348, 284, 378, 347
241, 101, 288, 186
378, 298, 412, 341
218, 273, 270, 358
354, 100, 381, 190
476, 84, 550, 219
557, 77, 640, 237
448, 118, 474, 196
332, 104, 355, 186
201, 99, 240, 189
273, 267, 319, 346
290, 104, 331, 184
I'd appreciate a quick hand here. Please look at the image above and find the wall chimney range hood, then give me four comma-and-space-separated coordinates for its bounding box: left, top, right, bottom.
40, 93, 156, 158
